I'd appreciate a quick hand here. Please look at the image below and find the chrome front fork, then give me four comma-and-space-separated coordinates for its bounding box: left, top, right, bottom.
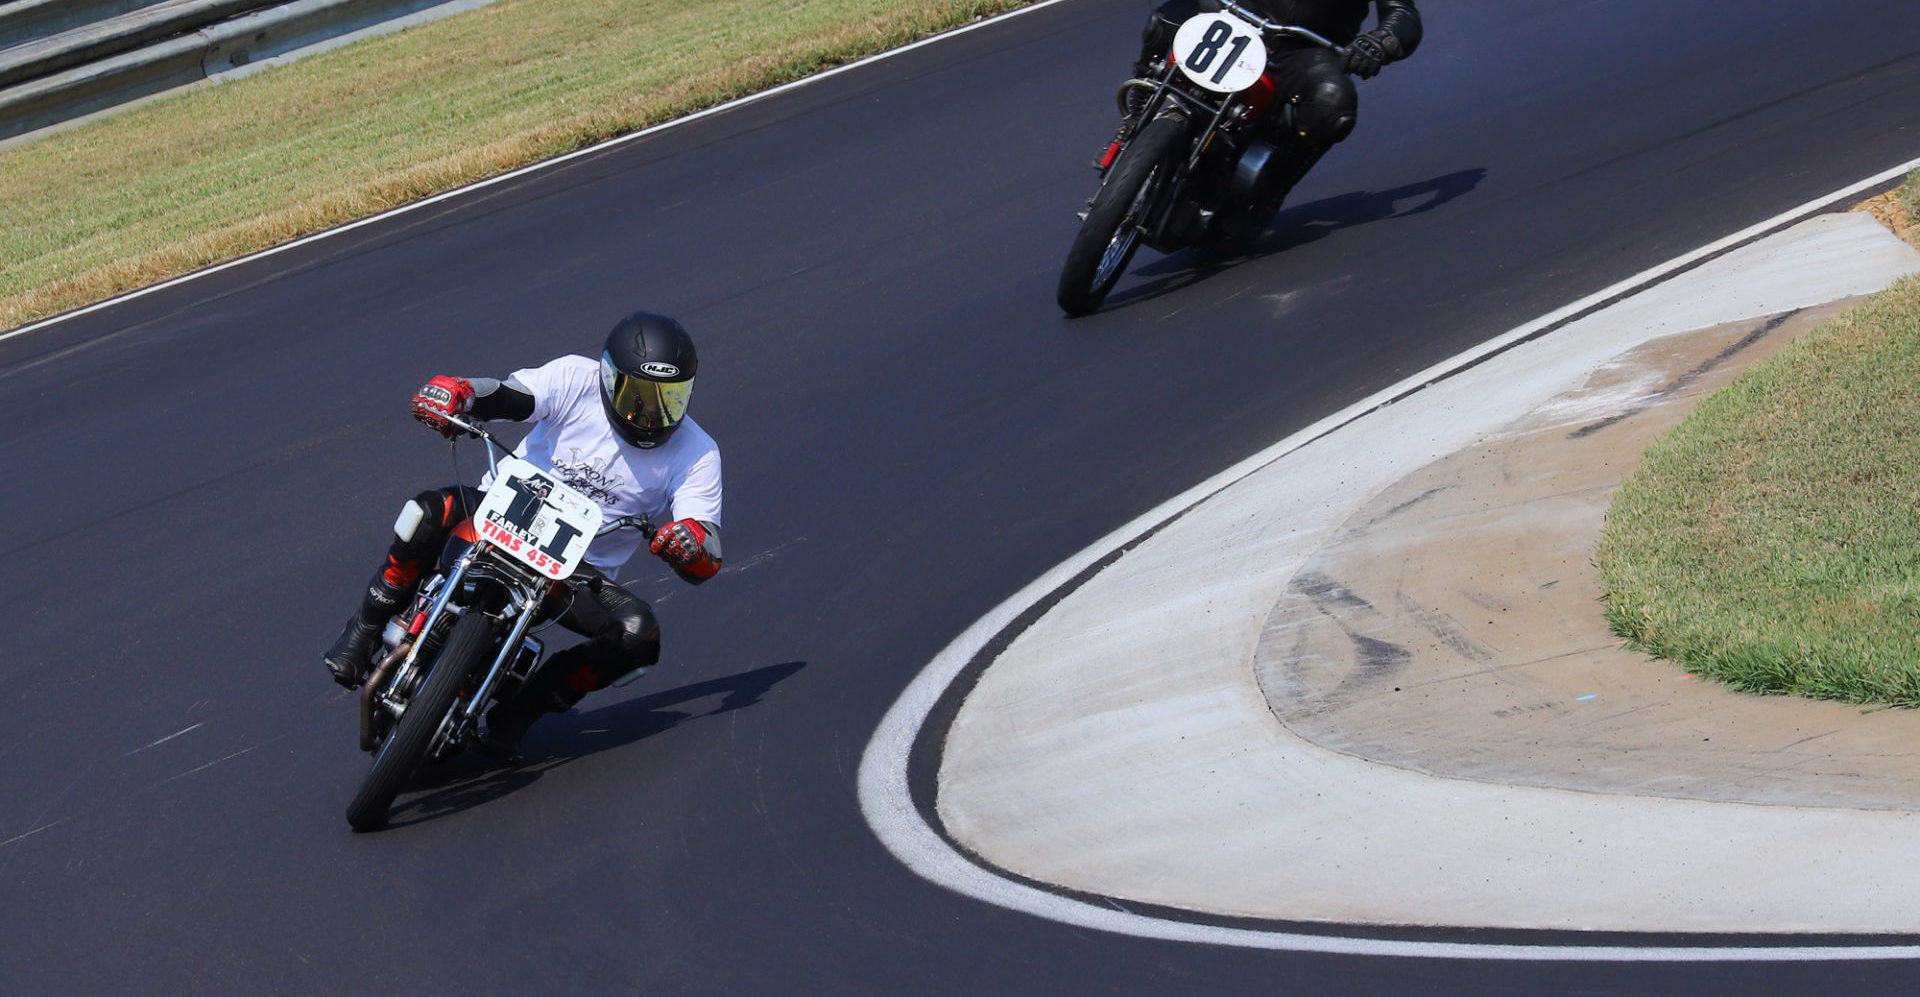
451, 588, 546, 736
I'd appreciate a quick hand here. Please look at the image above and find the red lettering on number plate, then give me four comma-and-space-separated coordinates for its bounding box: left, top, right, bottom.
485, 515, 564, 574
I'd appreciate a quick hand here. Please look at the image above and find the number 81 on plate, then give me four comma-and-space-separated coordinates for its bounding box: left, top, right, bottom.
1172, 13, 1267, 93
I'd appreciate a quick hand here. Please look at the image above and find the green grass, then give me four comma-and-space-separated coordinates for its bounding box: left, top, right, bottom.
0, 0, 1032, 331
1597, 176, 1920, 703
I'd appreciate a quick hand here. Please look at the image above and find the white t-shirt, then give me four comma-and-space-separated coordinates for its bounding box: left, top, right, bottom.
480, 354, 722, 580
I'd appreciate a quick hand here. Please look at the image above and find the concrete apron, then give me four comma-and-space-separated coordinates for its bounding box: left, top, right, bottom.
936, 212, 1920, 933
1265, 299, 1920, 812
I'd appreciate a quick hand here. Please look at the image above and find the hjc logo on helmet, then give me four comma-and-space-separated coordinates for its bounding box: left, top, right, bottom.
640, 362, 680, 378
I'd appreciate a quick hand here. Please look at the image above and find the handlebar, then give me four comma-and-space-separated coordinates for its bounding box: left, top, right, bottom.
440, 411, 655, 541
440, 410, 496, 445
1215, 0, 1346, 55
597, 515, 656, 541
439, 411, 505, 477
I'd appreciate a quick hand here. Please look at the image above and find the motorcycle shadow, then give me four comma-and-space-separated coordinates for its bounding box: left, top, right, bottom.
1104, 167, 1488, 311
378, 659, 808, 828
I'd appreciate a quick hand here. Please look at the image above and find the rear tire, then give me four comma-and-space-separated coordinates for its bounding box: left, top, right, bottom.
1057, 114, 1185, 317
346, 611, 496, 831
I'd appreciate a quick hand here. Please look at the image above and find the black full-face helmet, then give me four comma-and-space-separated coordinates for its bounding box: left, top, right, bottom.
600, 311, 698, 449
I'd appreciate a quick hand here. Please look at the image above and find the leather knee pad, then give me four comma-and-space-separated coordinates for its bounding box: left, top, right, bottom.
599, 589, 661, 669
393, 498, 431, 543
382, 487, 471, 587
1138, 0, 1198, 72
1294, 75, 1358, 147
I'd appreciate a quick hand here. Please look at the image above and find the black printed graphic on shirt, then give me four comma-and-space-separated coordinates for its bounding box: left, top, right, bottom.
549, 449, 624, 506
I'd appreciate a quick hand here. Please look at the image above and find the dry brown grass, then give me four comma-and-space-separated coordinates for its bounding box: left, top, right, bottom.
0, 0, 1033, 332
1857, 169, 1920, 249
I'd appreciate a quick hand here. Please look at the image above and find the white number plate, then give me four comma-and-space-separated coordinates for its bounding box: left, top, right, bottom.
1173, 13, 1268, 93
472, 457, 603, 580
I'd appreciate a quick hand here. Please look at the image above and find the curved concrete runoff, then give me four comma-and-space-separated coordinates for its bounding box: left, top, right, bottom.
861, 177, 1920, 955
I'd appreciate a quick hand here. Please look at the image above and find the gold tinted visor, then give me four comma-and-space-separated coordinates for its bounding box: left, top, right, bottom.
602, 356, 693, 430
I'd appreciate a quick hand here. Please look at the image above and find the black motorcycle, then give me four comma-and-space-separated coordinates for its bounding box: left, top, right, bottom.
1057, 0, 1344, 316
345, 412, 652, 830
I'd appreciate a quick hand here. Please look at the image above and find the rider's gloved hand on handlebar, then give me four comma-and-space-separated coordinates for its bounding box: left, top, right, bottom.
1343, 28, 1401, 80
651, 518, 721, 582
411, 375, 475, 438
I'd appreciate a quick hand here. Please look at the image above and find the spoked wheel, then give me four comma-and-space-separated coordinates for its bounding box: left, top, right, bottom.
345, 611, 495, 831
1057, 114, 1185, 317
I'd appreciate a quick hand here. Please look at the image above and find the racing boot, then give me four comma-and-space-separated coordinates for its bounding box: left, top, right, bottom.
477, 642, 615, 761
322, 573, 411, 689
479, 663, 576, 762
1220, 140, 1330, 248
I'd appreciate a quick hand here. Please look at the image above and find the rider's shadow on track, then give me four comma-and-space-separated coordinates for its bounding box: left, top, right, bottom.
1101, 167, 1488, 311
379, 659, 807, 828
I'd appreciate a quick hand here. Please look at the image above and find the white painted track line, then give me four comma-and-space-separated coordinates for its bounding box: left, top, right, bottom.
859, 159, 1920, 960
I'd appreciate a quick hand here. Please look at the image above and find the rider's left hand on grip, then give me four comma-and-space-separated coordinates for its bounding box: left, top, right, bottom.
1343, 29, 1396, 79
651, 519, 720, 580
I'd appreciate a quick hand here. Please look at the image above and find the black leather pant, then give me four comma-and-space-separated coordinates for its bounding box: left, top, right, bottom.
538, 563, 661, 706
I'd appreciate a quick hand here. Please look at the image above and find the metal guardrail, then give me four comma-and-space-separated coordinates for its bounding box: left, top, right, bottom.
0, 0, 175, 50
0, 0, 283, 87
0, 0, 492, 142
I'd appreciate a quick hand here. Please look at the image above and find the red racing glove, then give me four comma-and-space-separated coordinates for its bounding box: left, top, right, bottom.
650, 519, 720, 582
411, 375, 475, 438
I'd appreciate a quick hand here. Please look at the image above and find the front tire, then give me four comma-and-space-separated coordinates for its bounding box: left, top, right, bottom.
1057, 114, 1185, 317
346, 611, 496, 831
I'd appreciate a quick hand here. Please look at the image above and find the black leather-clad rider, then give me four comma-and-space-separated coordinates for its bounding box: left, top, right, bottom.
321, 311, 724, 757
1132, 0, 1422, 235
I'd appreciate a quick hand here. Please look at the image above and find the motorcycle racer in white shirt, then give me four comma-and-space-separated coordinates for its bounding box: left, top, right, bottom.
322, 311, 724, 757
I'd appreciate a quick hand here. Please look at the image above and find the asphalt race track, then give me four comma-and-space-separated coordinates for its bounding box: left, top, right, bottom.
4, 1, 1920, 993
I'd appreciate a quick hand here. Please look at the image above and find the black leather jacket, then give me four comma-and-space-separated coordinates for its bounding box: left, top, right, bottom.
1233, 0, 1421, 55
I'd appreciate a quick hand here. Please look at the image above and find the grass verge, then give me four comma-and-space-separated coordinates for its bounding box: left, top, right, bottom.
1596, 169, 1920, 704
0, 0, 1034, 333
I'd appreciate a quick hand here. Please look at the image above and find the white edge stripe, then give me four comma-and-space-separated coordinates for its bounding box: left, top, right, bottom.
0, 0, 1081, 348
855, 152, 1920, 962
